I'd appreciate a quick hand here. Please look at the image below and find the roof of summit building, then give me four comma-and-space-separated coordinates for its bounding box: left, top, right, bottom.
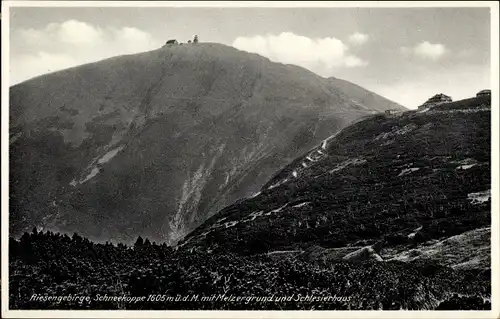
477, 89, 491, 95
426, 93, 452, 102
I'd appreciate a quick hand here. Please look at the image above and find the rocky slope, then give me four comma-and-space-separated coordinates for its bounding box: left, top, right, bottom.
9, 95, 491, 310
9, 43, 404, 244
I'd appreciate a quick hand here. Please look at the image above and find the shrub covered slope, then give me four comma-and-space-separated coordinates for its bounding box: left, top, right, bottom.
9, 96, 491, 310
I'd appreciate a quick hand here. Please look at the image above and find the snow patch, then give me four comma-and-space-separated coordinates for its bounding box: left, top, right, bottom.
329, 158, 367, 174
398, 167, 420, 177
80, 167, 100, 184
249, 191, 261, 198
244, 210, 264, 222
321, 132, 341, 150
72, 145, 126, 185
199, 230, 212, 237
175, 236, 194, 249
293, 202, 310, 208
467, 190, 491, 205
271, 205, 287, 213
265, 204, 288, 215
222, 173, 230, 186
452, 158, 479, 170
292, 170, 298, 178
217, 217, 228, 223
407, 226, 423, 239
268, 178, 288, 190
301, 162, 308, 168
224, 221, 239, 228
97, 145, 125, 164
308, 152, 324, 162
457, 164, 476, 170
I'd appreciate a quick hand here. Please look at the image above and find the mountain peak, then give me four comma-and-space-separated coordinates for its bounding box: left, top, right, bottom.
10, 44, 403, 244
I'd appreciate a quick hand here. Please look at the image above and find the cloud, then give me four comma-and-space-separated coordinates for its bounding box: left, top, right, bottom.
344, 55, 369, 67
401, 41, 448, 61
348, 32, 369, 45
55, 20, 103, 45
11, 20, 162, 84
11, 52, 77, 81
232, 32, 368, 76
414, 41, 447, 60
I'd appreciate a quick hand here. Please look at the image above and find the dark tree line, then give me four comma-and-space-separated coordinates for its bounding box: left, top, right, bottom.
9, 228, 490, 311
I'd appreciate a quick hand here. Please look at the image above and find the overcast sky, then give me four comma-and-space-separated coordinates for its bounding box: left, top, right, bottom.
8, 6, 492, 109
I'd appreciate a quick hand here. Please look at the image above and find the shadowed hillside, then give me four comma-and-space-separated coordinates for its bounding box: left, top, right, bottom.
9, 43, 404, 244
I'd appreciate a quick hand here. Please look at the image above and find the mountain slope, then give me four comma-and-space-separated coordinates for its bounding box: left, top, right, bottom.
9, 43, 404, 244
179, 95, 491, 260
8, 96, 490, 311
328, 76, 404, 111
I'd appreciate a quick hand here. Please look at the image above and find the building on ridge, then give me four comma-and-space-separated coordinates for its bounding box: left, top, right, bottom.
476, 89, 491, 97
418, 93, 452, 110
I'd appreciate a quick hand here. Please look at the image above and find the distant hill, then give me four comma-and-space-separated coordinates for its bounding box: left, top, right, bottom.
328, 76, 406, 111
9, 42, 404, 244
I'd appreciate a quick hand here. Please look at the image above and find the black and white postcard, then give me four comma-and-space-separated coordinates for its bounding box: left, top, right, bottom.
2, 1, 499, 318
